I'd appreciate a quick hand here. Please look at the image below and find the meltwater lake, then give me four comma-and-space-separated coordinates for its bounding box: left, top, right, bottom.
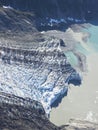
50, 24, 98, 126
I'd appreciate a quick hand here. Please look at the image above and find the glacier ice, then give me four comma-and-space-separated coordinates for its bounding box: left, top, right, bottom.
0, 62, 68, 115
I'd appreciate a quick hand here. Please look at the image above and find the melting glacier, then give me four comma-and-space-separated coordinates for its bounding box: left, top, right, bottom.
0, 62, 68, 114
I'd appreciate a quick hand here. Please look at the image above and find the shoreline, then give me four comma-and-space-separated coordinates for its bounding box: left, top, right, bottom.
50, 24, 98, 126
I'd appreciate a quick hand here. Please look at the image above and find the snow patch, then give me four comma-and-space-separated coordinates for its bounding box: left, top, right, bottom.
41, 18, 67, 27
49, 18, 67, 26
3, 5, 13, 9
40, 17, 86, 28
67, 17, 86, 23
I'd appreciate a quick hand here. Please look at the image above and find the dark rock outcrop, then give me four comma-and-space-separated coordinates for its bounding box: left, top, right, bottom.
0, 0, 98, 20
0, 6, 36, 32
0, 92, 59, 130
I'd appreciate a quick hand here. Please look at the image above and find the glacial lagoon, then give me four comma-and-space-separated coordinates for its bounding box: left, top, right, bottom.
50, 24, 98, 126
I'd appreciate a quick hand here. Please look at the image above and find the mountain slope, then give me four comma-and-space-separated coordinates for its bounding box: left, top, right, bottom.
0, 0, 98, 20
0, 92, 59, 130
0, 1, 98, 130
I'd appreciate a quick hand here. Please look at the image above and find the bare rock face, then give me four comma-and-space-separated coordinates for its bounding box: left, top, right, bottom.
0, 6, 36, 32
0, 92, 59, 130
0, 0, 98, 19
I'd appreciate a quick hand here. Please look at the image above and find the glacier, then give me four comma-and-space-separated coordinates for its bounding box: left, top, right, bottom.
0, 61, 68, 115
0, 37, 81, 115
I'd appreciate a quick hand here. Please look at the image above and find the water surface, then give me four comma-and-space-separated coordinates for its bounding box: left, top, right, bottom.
64, 51, 78, 67
50, 24, 98, 126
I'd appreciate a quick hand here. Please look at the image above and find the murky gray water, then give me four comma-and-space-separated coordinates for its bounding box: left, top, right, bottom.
50, 24, 98, 126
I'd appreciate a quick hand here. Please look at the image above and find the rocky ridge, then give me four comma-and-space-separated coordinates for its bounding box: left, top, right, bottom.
0, 92, 59, 130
